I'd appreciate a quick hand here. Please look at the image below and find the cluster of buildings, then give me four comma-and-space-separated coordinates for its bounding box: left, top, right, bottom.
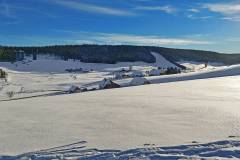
114, 67, 181, 80
67, 66, 182, 94
68, 76, 151, 94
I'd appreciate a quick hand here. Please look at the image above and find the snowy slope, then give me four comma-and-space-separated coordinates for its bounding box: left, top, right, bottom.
113, 64, 240, 87
0, 52, 179, 100
0, 70, 109, 100
148, 64, 240, 84
0, 52, 177, 73
0, 76, 240, 156
0, 59, 238, 100
1, 51, 240, 159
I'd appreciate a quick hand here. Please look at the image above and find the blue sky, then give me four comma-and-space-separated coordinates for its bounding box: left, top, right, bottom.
1, 0, 240, 53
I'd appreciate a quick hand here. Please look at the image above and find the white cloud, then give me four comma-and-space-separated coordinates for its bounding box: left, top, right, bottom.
53, 0, 135, 16
203, 2, 240, 22
203, 2, 240, 15
135, 5, 177, 14
187, 14, 212, 20
188, 8, 200, 13
221, 16, 240, 21
85, 33, 211, 46
52, 30, 211, 46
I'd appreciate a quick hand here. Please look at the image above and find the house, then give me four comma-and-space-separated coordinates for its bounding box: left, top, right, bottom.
68, 85, 81, 94
114, 72, 124, 80
131, 71, 145, 77
114, 72, 130, 79
130, 77, 150, 86
165, 67, 181, 75
99, 78, 120, 89
149, 69, 164, 76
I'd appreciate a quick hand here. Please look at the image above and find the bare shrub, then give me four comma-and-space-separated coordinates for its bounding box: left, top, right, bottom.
6, 91, 14, 98
0, 69, 7, 79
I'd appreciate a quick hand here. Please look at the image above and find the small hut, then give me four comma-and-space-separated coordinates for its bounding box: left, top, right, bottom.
130, 77, 150, 86
99, 78, 120, 89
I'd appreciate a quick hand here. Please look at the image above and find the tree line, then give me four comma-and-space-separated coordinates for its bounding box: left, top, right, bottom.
0, 45, 240, 65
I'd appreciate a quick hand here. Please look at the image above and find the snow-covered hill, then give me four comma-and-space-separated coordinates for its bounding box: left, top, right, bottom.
0, 57, 238, 100
1, 51, 240, 159
0, 52, 177, 73
0, 76, 240, 159
0, 52, 180, 100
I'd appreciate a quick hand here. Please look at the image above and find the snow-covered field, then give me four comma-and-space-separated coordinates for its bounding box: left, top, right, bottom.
0, 53, 240, 159
0, 76, 240, 159
0, 52, 175, 73
0, 52, 227, 101
0, 52, 179, 100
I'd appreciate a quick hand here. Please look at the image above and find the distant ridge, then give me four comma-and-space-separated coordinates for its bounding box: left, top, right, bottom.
1, 44, 240, 65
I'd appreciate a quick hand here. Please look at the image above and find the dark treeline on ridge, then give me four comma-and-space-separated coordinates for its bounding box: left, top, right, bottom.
0, 44, 240, 65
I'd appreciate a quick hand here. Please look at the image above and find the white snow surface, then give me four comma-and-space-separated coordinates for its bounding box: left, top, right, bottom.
2, 140, 240, 159
1, 52, 240, 159
0, 52, 178, 100
0, 76, 240, 158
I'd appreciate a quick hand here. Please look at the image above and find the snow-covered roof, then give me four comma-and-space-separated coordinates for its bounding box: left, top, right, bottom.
130, 77, 150, 86
68, 85, 80, 93
131, 71, 145, 77
149, 69, 163, 76
99, 78, 120, 89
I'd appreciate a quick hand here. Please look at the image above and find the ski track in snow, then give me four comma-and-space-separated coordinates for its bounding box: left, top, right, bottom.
1, 140, 240, 160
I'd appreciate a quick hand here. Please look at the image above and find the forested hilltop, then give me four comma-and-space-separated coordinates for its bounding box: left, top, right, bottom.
0, 45, 240, 65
